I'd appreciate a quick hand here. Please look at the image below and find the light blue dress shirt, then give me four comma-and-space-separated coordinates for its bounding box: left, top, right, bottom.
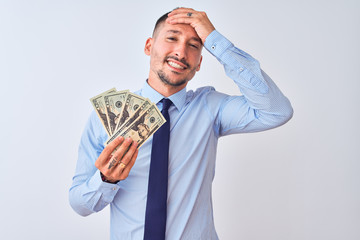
69, 30, 293, 240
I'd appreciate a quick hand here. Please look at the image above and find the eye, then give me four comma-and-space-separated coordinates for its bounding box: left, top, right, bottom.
167, 37, 176, 41
190, 44, 199, 49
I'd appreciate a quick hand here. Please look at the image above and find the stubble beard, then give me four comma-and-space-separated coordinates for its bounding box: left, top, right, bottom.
156, 55, 200, 87
157, 65, 198, 88
157, 70, 188, 87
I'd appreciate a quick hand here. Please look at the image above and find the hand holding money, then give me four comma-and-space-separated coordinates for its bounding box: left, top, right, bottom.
94, 136, 138, 183
90, 88, 166, 182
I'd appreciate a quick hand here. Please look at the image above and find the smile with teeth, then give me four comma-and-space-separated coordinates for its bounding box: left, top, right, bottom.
167, 60, 186, 70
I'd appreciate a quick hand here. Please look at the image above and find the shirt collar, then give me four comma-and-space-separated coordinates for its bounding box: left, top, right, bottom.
140, 80, 187, 111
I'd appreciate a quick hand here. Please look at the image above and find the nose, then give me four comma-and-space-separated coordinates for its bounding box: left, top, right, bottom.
173, 42, 187, 59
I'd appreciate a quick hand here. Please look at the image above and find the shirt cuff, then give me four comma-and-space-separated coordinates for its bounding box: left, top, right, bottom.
88, 169, 120, 202
204, 30, 233, 59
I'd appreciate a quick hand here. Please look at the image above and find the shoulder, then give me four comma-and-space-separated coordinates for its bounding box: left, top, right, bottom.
186, 86, 215, 99
186, 86, 229, 103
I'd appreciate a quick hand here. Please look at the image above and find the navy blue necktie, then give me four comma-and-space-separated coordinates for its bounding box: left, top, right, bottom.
143, 98, 172, 240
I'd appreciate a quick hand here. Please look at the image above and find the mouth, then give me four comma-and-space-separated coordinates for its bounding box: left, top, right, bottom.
167, 60, 185, 70
165, 57, 189, 72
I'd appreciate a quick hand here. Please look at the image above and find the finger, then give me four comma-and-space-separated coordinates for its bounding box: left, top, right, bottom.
167, 16, 195, 25
106, 155, 120, 170
168, 7, 195, 16
166, 10, 215, 43
95, 136, 124, 167
109, 137, 134, 168
166, 10, 202, 25
119, 148, 139, 180
102, 136, 125, 158
118, 140, 138, 167
107, 141, 138, 181
101, 138, 134, 178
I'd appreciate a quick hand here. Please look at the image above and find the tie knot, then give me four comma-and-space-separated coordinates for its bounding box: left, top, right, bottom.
161, 98, 172, 112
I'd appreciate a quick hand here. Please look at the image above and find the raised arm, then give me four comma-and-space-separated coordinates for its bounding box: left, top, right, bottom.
205, 30, 293, 135
168, 7, 293, 135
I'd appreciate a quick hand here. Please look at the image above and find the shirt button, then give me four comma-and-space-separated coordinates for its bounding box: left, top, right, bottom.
239, 67, 244, 71
211, 45, 216, 50
112, 187, 117, 190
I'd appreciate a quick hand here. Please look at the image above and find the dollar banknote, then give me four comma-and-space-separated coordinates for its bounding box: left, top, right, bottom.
106, 103, 166, 148
90, 88, 116, 136
107, 99, 151, 142
90, 88, 166, 150
104, 90, 129, 135
116, 92, 147, 131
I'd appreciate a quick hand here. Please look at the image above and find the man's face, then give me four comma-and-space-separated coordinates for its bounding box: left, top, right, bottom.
145, 21, 203, 89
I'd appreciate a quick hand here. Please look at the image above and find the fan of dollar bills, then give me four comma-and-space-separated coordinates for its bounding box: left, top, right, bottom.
90, 88, 166, 148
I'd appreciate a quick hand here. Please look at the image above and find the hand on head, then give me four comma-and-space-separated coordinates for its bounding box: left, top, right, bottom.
166, 7, 215, 44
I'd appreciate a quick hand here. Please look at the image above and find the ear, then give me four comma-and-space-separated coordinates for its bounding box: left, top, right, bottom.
196, 55, 203, 72
144, 37, 153, 56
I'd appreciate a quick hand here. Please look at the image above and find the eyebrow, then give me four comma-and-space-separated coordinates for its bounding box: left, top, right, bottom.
166, 30, 202, 43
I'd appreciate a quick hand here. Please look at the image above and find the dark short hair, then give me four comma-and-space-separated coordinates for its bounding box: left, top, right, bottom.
152, 11, 171, 36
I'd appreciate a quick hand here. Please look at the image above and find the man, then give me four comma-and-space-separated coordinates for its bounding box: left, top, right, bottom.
69, 7, 293, 240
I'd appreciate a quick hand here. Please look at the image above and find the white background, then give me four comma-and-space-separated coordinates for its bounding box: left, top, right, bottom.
1, 0, 359, 239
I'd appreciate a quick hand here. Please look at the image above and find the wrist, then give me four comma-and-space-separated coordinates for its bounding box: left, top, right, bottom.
100, 172, 119, 184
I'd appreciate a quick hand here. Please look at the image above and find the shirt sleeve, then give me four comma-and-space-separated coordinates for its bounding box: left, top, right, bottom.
69, 111, 120, 216
203, 30, 293, 136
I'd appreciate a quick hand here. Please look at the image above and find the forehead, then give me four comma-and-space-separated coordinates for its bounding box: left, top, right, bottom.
155, 22, 201, 41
